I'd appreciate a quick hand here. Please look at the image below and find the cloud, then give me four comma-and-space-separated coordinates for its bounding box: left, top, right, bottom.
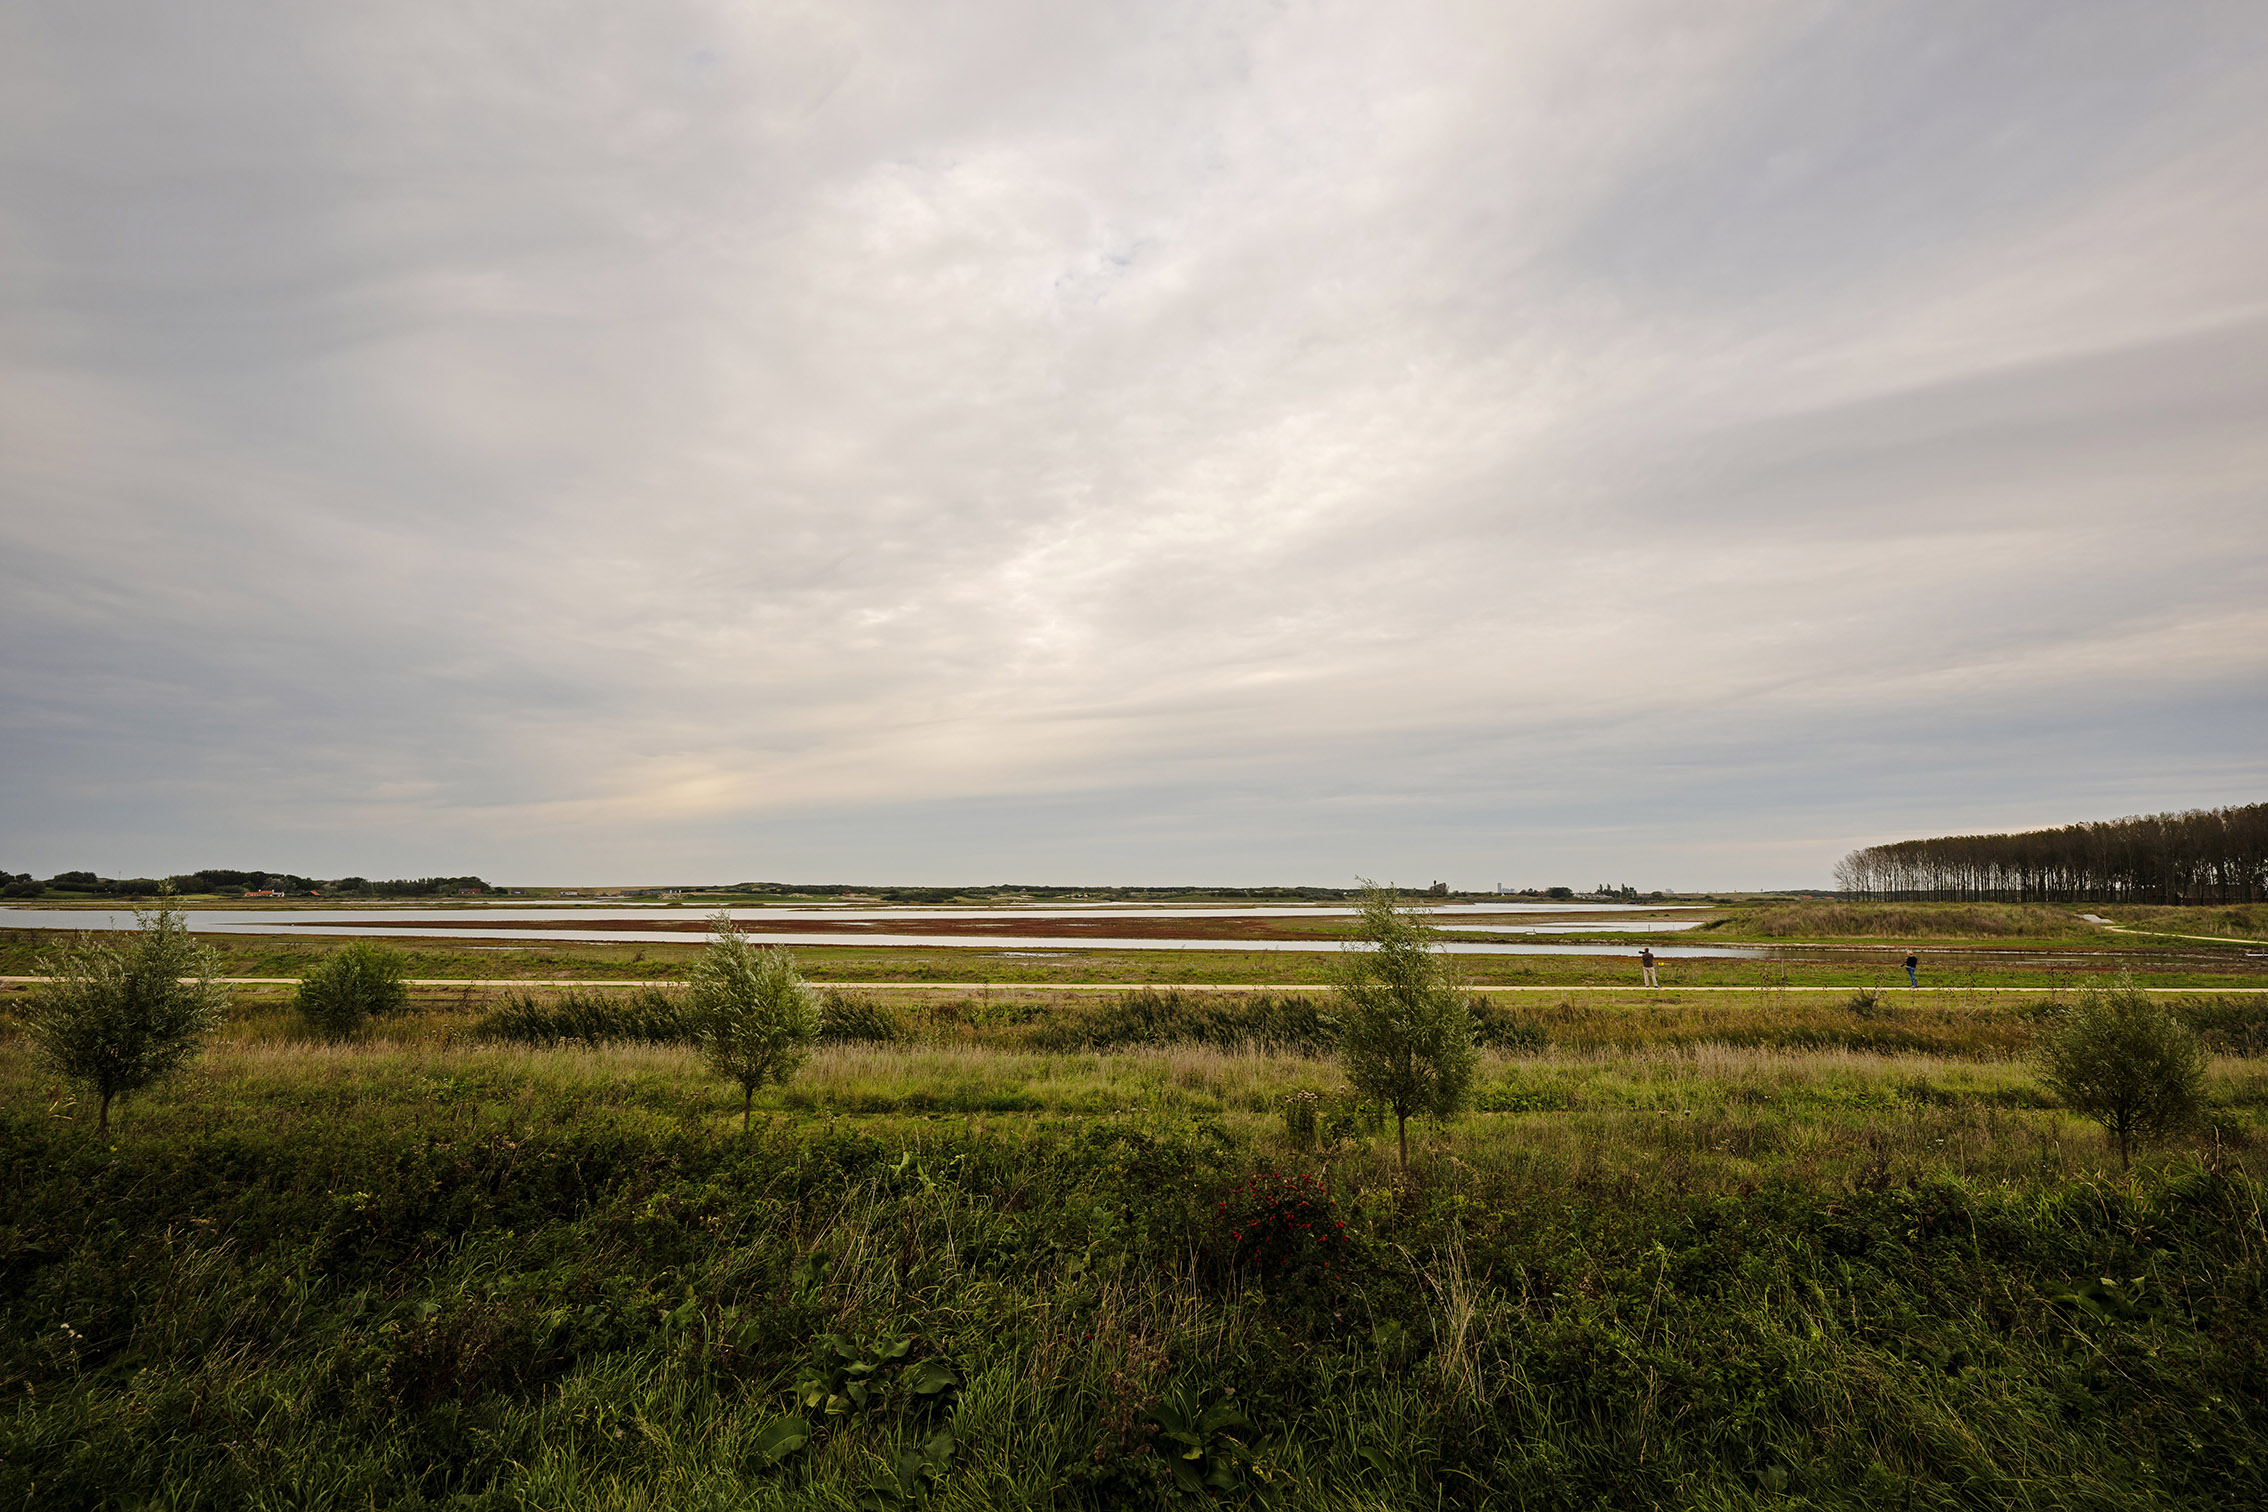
3, 0, 2264, 886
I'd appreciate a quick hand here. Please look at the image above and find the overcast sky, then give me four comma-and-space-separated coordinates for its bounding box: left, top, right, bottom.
4, 2, 2264, 889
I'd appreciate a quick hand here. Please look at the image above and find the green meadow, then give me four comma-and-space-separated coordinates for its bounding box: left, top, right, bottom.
5, 902, 2268, 1509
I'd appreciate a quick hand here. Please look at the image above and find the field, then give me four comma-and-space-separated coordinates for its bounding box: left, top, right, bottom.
5, 900, 2268, 1509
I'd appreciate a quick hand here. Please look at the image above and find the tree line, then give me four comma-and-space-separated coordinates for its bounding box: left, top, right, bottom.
0, 868, 490, 900
1834, 801, 2268, 904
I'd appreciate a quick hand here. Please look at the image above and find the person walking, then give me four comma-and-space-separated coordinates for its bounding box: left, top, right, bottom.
1640, 946, 1659, 988
1904, 951, 1918, 988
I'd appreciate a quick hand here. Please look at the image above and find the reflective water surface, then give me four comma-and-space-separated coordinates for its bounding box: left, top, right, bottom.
0, 906, 1751, 958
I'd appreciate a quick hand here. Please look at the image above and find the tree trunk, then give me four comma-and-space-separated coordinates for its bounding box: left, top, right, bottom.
1396, 1109, 1409, 1171
98, 1090, 113, 1136
743, 1085, 754, 1133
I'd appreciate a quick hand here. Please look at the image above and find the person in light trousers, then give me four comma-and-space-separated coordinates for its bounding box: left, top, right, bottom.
1640, 946, 1659, 988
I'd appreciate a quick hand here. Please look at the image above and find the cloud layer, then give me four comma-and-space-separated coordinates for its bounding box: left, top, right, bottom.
5, 1, 2265, 887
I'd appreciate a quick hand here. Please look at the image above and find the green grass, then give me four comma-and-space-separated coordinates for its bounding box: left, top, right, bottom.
9, 927, 2268, 996
1696, 902, 2099, 941
5, 1011, 2268, 1511
2100, 904, 2268, 940
74, 981, 2268, 1066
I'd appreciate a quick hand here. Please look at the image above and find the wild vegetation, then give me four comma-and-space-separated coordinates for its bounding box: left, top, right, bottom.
4, 1025, 2266, 1511
1705, 901, 2088, 939
296, 939, 412, 1041
6, 894, 2268, 1508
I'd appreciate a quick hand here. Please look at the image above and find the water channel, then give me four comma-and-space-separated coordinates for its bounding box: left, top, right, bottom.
0, 905, 1753, 958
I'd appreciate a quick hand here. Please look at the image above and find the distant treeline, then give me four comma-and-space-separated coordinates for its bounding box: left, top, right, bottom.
1835, 802, 2268, 904
0, 868, 490, 900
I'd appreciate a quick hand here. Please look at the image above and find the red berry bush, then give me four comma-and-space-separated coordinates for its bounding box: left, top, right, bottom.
1218, 1170, 1347, 1280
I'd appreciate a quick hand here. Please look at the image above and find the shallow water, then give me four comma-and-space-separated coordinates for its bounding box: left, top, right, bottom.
0, 906, 1753, 958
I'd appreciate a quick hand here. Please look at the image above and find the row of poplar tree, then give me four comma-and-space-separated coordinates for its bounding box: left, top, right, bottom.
1834, 801, 2268, 904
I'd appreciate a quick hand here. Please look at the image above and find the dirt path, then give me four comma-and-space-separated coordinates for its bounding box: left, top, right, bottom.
2081, 915, 2267, 947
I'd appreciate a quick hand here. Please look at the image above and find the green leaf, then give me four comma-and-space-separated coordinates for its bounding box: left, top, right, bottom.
907, 1359, 957, 1395
749, 1416, 809, 1466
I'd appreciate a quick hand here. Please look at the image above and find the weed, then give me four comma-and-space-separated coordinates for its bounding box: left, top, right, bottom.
1282, 1089, 1321, 1153
1141, 1387, 1255, 1496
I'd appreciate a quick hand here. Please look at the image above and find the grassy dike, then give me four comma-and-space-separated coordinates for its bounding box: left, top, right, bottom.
5, 1006, 2268, 1511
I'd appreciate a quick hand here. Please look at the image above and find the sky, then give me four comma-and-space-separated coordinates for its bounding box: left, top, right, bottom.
3, 1, 2265, 891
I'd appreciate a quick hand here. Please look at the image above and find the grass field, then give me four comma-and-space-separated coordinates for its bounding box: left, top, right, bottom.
6, 901, 2268, 1508
7, 927, 2267, 994
6, 984, 2268, 1508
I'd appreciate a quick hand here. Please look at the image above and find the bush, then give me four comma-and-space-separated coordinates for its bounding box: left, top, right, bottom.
1468, 996, 1547, 1053
295, 941, 410, 1041
24, 906, 227, 1133
2037, 977, 2208, 1168
472, 988, 689, 1047
1218, 1169, 1346, 1282
1032, 989, 1337, 1055
816, 989, 908, 1045
2178, 996, 2268, 1057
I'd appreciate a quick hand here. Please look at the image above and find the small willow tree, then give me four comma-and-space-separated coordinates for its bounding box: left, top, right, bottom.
687, 911, 820, 1130
1334, 883, 1477, 1170
2037, 976, 2206, 1170
25, 905, 229, 1134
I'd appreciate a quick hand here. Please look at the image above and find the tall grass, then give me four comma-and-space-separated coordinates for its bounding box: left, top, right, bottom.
5, 1028, 2268, 1509
469, 985, 911, 1049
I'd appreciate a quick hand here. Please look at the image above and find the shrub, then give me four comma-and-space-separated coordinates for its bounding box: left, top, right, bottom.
24, 906, 227, 1133
472, 988, 689, 1047
1032, 989, 1336, 1055
1335, 885, 1476, 1168
295, 941, 410, 1041
2178, 996, 2268, 1057
816, 989, 908, 1045
2037, 977, 2208, 1168
686, 912, 819, 1130
1219, 1169, 1346, 1281
1468, 996, 1547, 1053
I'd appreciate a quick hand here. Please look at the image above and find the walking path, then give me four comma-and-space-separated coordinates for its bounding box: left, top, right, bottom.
2079, 914, 2268, 947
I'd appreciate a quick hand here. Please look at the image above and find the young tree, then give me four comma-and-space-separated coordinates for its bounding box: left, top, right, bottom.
686, 911, 820, 1130
2037, 977, 2207, 1169
1334, 883, 1477, 1169
295, 941, 411, 1041
24, 906, 229, 1135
